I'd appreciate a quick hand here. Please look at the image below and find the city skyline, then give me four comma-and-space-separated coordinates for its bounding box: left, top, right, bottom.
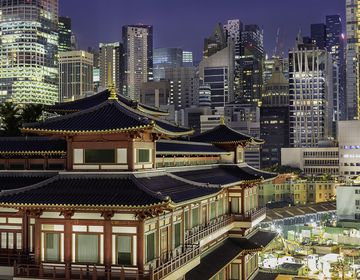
61, 0, 344, 60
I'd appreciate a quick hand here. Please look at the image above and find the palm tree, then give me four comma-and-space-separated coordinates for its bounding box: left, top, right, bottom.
21, 104, 44, 124
0, 102, 21, 136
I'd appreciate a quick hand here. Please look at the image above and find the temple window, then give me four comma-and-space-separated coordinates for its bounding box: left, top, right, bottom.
230, 263, 240, 280
231, 197, 240, 214
44, 233, 60, 262
191, 207, 199, 227
210, 202, 216, 220
76, 234, 99, 263
174, 222, 181, 248
1, 232, 21, 250
84, 149, 116, 164
184, 210, 189, 231
116, 235, 132, 265
145, 232, 156, 263
218, 198, 224, 216
137, 149, 151, 163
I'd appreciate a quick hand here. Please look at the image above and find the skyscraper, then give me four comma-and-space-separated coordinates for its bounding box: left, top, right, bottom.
326, 15, 345, 130
153, 48, 183, 81
260, 60, 289, 168
311, 23, 327, 49
182, 51, 194, 67
224, 19, 243, 96
99, 42, 123, 94
122, 25, 153, 100
203, 23, 227, 59
239, 24, 265, 103
59, 51, 94, 101
58, 17, 72, 53
0, 0, 59, 105
289, 36, 333, 147
346, 0, 360, 120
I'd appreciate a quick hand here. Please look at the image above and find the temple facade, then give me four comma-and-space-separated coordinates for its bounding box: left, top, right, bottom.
0, 90, 278, 280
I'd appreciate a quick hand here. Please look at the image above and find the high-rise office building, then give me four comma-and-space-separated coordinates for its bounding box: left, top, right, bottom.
260, 60, 289, 168
199, 44, 235, 108
122, 25, 153, 100
182, 51, 194, 67
326, 15, 345, 124
203, 23, 227, 59
224, 19, 243, 96
0, 0, 59, 105
58, 17, 72, 53
346, 0, 360, 120
263, 56, 289, 83
99, 42, 123, 94
59, 51, 94, 101
153, 48, 183, 81
239, 24, 265, 103
289, 36, 333, 148
311, 23, 327, 50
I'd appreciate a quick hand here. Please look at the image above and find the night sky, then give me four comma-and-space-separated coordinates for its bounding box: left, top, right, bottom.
61, 0, 345, 60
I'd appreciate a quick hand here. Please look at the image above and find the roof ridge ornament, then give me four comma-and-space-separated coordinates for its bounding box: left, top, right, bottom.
220, 115, 225, 125
107, 63, 118, 101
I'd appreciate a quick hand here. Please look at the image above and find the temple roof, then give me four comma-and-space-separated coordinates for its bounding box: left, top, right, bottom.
0, 173, 57, 191
46, 90, 169, 116
190, 124, 264, 145
0, 173, 222, 209
156, 140, 229, 155
171, 165, 276, 186
23, 99, 192, 137
0, 137, 66, 156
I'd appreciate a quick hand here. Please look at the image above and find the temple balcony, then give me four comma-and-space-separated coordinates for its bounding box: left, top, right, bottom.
233, 207, 266, 228
150, 244, 200, 280
184, 215, 234, 247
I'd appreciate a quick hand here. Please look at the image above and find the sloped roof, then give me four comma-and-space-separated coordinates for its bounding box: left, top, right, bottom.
0, 173, 57, 191
190, 124, 264, 145
0, 137, 66, 156
23, 99, 192, 137
46, 90, 168, 116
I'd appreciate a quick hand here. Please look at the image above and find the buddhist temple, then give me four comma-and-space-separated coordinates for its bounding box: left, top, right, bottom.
0, 89, 278, 280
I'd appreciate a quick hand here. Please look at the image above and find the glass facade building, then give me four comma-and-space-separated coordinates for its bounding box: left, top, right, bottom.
153, 48, 183, 81
0, 0, 59, 105
58, 16, 72, 53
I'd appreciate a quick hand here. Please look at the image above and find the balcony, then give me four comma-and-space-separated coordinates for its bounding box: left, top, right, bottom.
234, 207, 266, 227
151, 244, 200, 280
14, 264, 151, 280
185, 215, 234, 245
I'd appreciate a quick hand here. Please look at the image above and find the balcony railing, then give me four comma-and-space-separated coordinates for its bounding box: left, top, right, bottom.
14, 263, 151, 280
234, 207, 266, 222
151, 244, 200, 280
185, 215, 234, 245
0, 250, 34, 266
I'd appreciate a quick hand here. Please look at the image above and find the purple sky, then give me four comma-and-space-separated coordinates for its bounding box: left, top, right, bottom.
61, 0, 345, 60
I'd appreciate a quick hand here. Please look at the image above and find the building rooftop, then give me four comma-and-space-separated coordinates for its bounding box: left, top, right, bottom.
190, 123, 263, 145
46, 89, 168, 116
23, 99, 192, 137
0, 137, 66, 157
0, 172, 57, 191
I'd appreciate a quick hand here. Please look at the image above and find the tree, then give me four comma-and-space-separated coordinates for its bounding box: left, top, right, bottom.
266, 164, 303, 175
21, 104, 44, 123
0, 102, 21, 136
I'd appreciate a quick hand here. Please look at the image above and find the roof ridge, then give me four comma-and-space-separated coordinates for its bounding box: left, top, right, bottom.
130, 175, 168, 202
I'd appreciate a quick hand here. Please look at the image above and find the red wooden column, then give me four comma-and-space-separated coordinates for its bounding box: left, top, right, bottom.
30, 210, 43, 264
61, 210, 74, 279
21, 210, 29, 254
137, 221, 145, 271
102, 211, 114, 270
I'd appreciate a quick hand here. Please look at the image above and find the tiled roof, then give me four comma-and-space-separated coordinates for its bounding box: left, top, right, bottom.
0, 173, 57, 191
248, 230, 278, 248
0, 174, 165, 208
134, 175, 221, 203
156, 140, 228, 155
23, 100, 192, 137
253, 272, 279, 280
0, 137, 66, 156
46, 90, 168, 116
185, 238, 262, 280
172, 165, 264, 186
0, 173, 224, 208
190, 124, 263, 145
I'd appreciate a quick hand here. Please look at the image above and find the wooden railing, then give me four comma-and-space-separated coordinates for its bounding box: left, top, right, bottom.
0, 251, 34, 266
151, 244, 200, 280
14, 263, 151, 280
234, 207, 266, 222
185, 215, 234, 245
